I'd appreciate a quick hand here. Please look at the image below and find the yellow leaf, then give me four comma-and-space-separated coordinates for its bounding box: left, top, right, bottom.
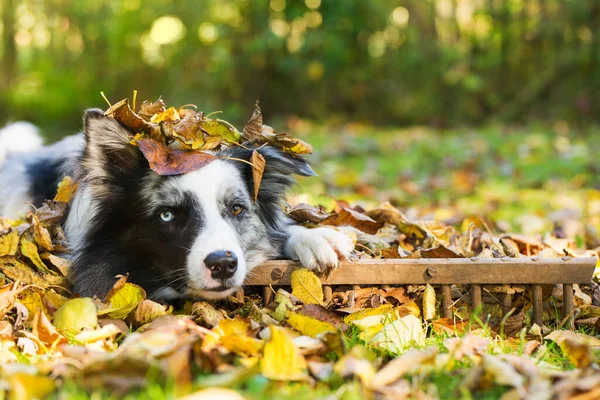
260, 325, 307, 380
54, 176, 79, 203
205, 318, 263, 357
291, 269, 323, 305
369, 314, 425, 354
132, 299, 170, 326
150, 106, 180, 123
20, 236, 53, 274
98, 282, 146, 319
423, 283, 436, 321
287, 312, 336, 338
7, 373, 55, 400
53, 298, 98, 332
199, 119, 241, 143
0, 230, 19, 256
343, 304, 395, 325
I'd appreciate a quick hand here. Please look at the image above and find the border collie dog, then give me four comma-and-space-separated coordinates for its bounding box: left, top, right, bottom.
0, 110, 353, 301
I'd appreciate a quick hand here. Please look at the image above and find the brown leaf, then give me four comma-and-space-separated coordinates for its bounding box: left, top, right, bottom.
171, 111, 202, 149
299, 304, 348, 332
287, 203, 331, 224
418, 245, 463, 258
323, 208, 383, 235
138, 98, 167, 120
243, 101, 263, 142
105, 99, 154, 133
138, 139, 217, 176
251, 151, 266, 202
365, 202, 405, 225
32, 309, 68, 346
263, 130, 313, 155
431, 318, 468, 335
35, 200, 67, 224
30, 214, 53, 252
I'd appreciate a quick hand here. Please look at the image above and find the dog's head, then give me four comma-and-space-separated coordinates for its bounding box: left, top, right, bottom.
66, 109, 314, 301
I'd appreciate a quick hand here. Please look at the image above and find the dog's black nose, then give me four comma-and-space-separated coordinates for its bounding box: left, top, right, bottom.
204, 250, 238, 280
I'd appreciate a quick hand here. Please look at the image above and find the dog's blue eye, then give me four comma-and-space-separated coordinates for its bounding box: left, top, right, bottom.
159, 211, 174, 222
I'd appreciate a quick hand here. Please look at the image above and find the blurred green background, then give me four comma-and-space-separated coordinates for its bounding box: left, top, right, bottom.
1, 0, 599, 235
0, 0, 598, 133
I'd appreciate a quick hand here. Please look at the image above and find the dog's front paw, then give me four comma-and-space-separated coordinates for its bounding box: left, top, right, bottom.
284, 225, 354, 273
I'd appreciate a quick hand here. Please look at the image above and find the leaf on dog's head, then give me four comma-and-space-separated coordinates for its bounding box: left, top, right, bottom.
291, 269, 324, 305
251, 150, 266, 202
138, 98, 167, 119
138, 139, 217, 175
54, 176, 78, 203
199, 120, 241, 143
262, 130, 313, 155
105, 98, 154, 133
243, 102, 263, 142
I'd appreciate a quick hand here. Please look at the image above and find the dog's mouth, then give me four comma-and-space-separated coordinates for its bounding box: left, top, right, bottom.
204, 285, 231, 292
190, 285, 238, 300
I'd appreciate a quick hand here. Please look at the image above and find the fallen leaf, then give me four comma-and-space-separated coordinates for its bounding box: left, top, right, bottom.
53, 297, 98, 332
130, 299, 170, 327
423, 284, 436, 320
20, 236, 53, 274
291, 269, 324, 305
0, 230, 19, 256
323, 208, 383, 234
138, 139, 217, 176
6, 373, 55, 400
251, 151, 266, 202
54, 176, 78, 203
298, 304, 347, 331
260, 325, 307, 380
370, 347, 438, 389
287, 312, 336, 338
98, 282, 146, 319
369, 314, 425, 353
287, 203, 331, 224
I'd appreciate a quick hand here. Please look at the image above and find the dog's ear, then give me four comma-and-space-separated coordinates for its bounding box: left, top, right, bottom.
257, 146, 316, 177
81, 109, 143, 182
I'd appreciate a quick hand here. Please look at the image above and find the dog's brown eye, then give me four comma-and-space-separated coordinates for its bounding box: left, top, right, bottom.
231, 205, 244, 216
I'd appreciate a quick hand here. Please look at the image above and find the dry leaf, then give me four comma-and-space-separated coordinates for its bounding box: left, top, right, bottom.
54, 176, 78, 203
251, 151, 266, 202
323, 208, 383, 234
53, 297, 98, 332
138, 139, 217, 176
0, 230, 19, 256
287, 312, 336, 338
423, 283, 436, 320
291, 269, 324, 305
260, 325, 307, 380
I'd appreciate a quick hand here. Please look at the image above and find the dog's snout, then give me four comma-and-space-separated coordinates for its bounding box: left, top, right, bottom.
204, 250, 238, 280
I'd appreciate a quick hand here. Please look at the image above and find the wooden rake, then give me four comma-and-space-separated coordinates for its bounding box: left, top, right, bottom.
239, 256, 597, 329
